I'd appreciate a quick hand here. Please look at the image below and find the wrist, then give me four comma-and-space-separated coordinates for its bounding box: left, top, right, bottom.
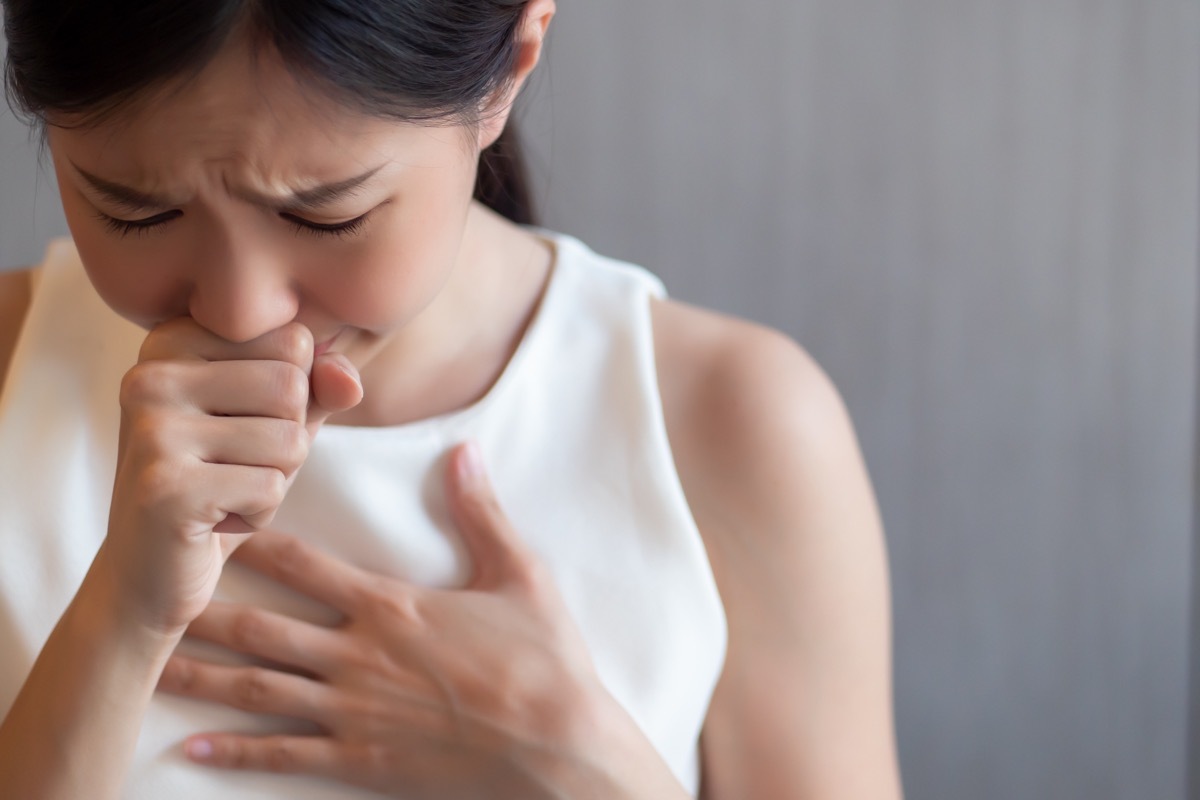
77, 543, 187, 660
528, 683, 690, 800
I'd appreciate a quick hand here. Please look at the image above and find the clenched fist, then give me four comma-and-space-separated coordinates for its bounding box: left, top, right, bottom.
97, 318, 362, 637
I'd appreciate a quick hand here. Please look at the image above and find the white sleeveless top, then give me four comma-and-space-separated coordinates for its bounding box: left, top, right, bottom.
0, 231, 727, 798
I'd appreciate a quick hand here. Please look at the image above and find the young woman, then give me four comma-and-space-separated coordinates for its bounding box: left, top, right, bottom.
0, 1, 902, 797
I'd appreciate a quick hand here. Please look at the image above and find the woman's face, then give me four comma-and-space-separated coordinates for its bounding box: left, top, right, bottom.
47, 39, 483, 370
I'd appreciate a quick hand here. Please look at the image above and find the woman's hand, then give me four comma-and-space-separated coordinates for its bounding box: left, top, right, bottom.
156, 442, 686, 800
99, 318, 362, 639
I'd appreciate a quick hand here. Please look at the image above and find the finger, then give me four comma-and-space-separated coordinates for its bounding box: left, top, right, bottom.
158, 655, 336, 726
181, 733, 351, 780
190, 360, 310, 420
193, 462, 288, 533
192, 416, 308, 476
229, 529, 370, 614
185, 602, 349, 676
445, 441, 539, 592
141, 318, 314, 369
305, 353, 363, 437
120, 359, 309, 421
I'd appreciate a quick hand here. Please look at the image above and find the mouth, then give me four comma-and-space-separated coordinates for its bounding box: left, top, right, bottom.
314, 331, 343, 358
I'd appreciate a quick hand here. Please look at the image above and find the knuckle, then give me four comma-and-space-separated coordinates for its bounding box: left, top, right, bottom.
160, 658, 194, 691
248, 508, 280, 531
258, 468, 288, 505
229, 610, 266, 650
175, 661, 198, 692
264, 739, 299, 773
234, 668, 274, 710
363, 742, 392, 773
220, 739, 249, 769
119, 363, 169, 407
271, 362, 310, 416
346, 643, 393, 680
346, 742, 384, 774
274, 323, 314, 369
364, 589, 420, 627
272, 536, 315, 580
278, 421, 310, 472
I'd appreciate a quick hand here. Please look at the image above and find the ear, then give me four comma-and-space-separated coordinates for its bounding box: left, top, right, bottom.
477, 0, 556, 151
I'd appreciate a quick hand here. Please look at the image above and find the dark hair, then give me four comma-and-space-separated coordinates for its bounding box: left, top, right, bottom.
2, 0, 538, 224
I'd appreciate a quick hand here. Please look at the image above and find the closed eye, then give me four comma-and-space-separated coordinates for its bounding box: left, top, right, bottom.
94, 210, 182, 238
280, 211, 373, 239
92, 208, 378, 240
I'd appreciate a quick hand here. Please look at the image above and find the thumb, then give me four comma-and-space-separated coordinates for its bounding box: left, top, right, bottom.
445, 441, 538, 592
306, 352, 363, 437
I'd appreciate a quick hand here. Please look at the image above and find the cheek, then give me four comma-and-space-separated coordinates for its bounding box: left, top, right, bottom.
59, 192, 185, 330
305, 183, 473, 330
78, 252, 185, 331
308, 221, 460, 330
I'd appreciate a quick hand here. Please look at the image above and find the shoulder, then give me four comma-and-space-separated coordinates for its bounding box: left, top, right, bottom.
649, 296, 876, 588
0, 268, 34, 397
650, 297, 856, 506
650, 298, 903, 798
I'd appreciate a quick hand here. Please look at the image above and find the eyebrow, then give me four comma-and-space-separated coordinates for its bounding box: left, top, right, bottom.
71, 162, 386, 213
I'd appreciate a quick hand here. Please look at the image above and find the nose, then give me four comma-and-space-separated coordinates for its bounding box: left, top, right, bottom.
187, 255, 299, 344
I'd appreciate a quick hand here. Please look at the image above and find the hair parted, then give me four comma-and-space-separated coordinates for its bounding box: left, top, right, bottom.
2, 0, 539, 224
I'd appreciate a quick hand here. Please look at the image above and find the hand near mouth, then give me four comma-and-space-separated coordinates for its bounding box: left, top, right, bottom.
98, 318, 363, 640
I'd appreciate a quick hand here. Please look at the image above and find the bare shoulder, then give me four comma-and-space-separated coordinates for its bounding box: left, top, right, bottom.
650, 297, 865, 538
650, 297, 849, 486
650, 297, 903, 799
0, 269, 34, 397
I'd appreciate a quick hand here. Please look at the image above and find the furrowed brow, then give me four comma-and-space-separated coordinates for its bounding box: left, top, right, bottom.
71, 162, 387, 213
271, 165, 385, 211
73, 164, 178, 211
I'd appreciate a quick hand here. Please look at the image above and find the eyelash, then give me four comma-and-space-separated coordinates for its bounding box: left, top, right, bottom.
93, 210, 372, 240
94, 210, 180, 238
282, 212, 371, 239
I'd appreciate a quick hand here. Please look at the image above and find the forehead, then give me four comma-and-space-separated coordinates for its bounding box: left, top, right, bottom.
48, 39, 471, 185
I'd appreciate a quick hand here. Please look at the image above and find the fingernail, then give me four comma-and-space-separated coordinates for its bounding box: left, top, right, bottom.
186, 739, 213, 760
459, 441, 486, 487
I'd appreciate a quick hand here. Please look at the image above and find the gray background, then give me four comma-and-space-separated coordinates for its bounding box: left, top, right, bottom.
2, 2, 1197, 799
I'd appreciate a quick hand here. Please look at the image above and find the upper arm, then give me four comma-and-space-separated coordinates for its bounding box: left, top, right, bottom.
0, 268, 34, 396
652, 299, 903, 800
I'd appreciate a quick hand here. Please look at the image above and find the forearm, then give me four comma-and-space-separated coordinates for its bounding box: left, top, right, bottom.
0, 548, 182, 799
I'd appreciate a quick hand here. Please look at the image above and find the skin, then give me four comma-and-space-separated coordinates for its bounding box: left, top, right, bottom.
0, 1, 904, 797
0, 270, 30, 385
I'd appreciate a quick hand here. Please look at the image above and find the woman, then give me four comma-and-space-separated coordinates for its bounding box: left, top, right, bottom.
0, 1, 903, 797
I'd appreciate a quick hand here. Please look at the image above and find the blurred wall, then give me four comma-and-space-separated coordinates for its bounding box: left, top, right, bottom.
2, 3, 1198, 799
517, 2, 1198, 799
0, 86, 67, 267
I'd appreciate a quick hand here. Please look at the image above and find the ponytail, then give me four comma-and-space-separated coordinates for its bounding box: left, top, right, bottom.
474, 124, 537, 227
